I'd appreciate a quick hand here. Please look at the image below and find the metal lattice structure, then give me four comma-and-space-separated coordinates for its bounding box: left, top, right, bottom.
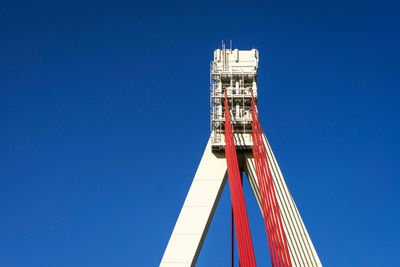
210, 45, 258, 150
160, 46, 322, 267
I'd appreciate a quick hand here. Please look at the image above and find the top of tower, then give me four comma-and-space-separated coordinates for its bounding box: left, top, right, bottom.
210, 47, 259, 151
213, 48, 259, 73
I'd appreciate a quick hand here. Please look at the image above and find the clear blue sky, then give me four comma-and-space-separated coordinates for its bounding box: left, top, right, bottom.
1, 0, 399, 266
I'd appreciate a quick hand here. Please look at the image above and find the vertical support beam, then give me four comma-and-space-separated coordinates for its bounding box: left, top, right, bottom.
160, 137, 227, 267
244, 133, 323, 267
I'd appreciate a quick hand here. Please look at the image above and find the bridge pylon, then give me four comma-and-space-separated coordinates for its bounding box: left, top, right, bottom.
160, 46, 322, 267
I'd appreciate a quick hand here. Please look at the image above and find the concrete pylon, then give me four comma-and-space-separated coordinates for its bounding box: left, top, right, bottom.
160, 46, 322, 266
160, 137, 226, 266
160, 133, 322, 267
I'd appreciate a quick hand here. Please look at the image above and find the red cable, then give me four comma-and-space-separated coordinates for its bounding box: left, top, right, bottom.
252, 120, 282, 267
224, 91, 256, 267
256, 100, 291, 267
253, 139, 277, 267
253, 105, 290, 267
251, 106, 282, 267
225, 104, 245, 265
251, 91, 293, 267
254, 102, 287, 267
231, 204, 234, 267
262, 140, 292, 267
225, 106, 245, 265
227, 111, 248, 266
255, 120, 284, 267
225, 95, 249, 266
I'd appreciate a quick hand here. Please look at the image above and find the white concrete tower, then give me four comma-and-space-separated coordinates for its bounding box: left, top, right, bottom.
160, 46, 322, 267
210, 47, 258, 150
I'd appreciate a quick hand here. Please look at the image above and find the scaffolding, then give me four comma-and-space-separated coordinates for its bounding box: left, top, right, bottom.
210, 45, 259, 150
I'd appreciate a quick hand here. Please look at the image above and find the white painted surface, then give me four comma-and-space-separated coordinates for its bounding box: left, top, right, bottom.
161, 134, 322, 266
244, 132, 322, 267
160, 137, 227, 267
